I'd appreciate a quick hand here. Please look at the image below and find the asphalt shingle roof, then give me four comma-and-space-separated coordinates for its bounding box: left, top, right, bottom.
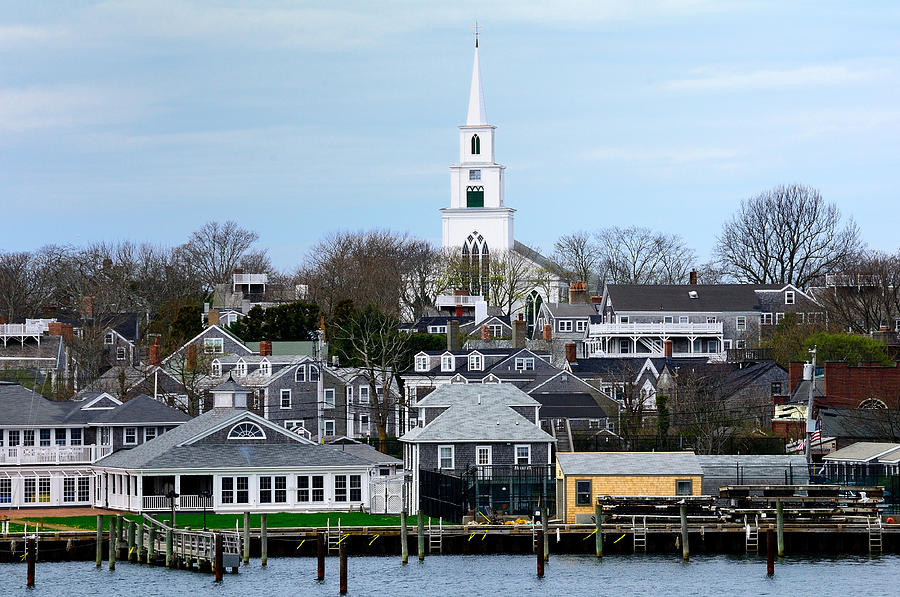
823, 442, 900, 462
606, 284, 785, 312
556, 452, 702, 476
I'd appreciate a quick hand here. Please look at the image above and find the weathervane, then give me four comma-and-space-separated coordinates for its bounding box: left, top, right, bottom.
472, 21, 480, 48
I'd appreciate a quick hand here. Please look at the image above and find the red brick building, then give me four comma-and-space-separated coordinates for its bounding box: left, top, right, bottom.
788, 361, 900, 409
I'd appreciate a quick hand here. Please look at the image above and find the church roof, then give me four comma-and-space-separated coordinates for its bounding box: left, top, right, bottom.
466, 46, 487, 126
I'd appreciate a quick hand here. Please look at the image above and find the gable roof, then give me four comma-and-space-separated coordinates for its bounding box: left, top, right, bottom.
605, 284, 787, 313
543, 303, 597, 318
87, 394, 190, 425
163, 324, 252, 364
413, 383, 539, 408
823, 442, 900, 463
530, 392, 607, 419
557, 452, 702, 476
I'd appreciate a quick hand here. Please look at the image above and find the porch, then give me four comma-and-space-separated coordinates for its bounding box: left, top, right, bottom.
140, 474, 213, 511
0, 445, 112, 466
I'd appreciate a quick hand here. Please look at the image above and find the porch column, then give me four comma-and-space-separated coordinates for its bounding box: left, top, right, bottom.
688, 337, 695, 354
174, 475, 181, 509
632, 337, 637, 354
137, 473, 143, 514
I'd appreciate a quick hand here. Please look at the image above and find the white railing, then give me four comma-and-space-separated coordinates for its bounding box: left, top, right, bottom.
588, 322, 723, 336
142, 494, 212, 511
0, 323, 45, 336
825, 274, 881, 287
142, 495, 172, 511
179, 494, 214, 510
233, 273, 268, 285
435, 294, 483, 307
0, 444, 112, 465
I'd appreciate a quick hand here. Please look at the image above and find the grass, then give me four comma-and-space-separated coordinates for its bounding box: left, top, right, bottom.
18, 512, 429, 531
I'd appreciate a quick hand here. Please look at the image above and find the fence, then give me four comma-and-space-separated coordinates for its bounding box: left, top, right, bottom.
572, 434, 786, 455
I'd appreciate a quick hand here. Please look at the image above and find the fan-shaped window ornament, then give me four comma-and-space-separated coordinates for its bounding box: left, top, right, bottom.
228, 422, 266, 439
859, 398, 887, 409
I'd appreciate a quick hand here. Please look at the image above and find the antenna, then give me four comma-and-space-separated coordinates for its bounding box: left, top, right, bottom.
472, 21, 480, 48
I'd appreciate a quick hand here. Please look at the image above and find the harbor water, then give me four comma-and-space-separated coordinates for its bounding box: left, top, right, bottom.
2, 554, 896, 596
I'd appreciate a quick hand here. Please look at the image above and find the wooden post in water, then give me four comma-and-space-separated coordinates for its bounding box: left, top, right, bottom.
214, 533, 223, 582
400, 508, 409, 565
766, 530, 775, 576
108, 517, 117, 570
776, 500, 785, 557
339, 541, 348, 595
137, 523, 144, 563
536, 530, 544, 577
116, 515, 124, 559
242, 512, 250, 565
417, 509, 425, 562
96, 515, 103, 568
26, 536, 35, 587
165, 529, 173, 568
316, 531, 325, 581
127, 521, 135, 562
680, 504, 689, 561
148, 527, 156, 564
260, 513, 268, 567
595, 503, 603, 558
541, 504, 549, 562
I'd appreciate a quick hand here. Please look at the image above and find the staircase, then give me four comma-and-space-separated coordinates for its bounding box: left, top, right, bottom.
552, 420, 573, 453
428, 517, 443, 554
744, 515, 759, 554
868, 517, 883, 556
632, 515, 648, 553
326, 518, 342, 554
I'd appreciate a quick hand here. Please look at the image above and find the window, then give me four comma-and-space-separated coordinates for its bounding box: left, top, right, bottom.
124, 427, 137, 445
38, 477, 50, 503
736, 340, 746, 349
576, 320, 587, 332
64, 478, 76, 502
664, 316, 674, 324
706, 317, 717, 324
360, 415, 370, 435
675, 479, 693, 496
350, 475, 362, 501
775, 313, 785, 324
471, 134, 480, 155
469, 169, 481, 180
324, 389, 335, 409
0, 478, 11, 504
736, 316, 746, 331
466, 186, 484, 208
40, 429, 51, 446
619, 316, 629, 324
438, 445, 454, 469
104, 332, 115, 344
706, 340, 718, 353
8, 430, 19, 446
228, 422, 266, 439
489, 324, 503, 337
236, 360, 247, 376
260, 476, 286, 503
295, 366, 306, 382
469, 353, 483, 371
358, 386, 369, 404
334, 475, 348, 502
723, 339, 732, 350
100, 427, 110, 445
785, 290, 795, 305
55, 428, 66, 446
515, 445, 531, 465
476, 446, 492, 467
280, 389, 291, 409
324, 420, 335, 436
679, 316, 689, 324
222, 477, 234, 503
298, 475, 324, 502
428, 325, 447, 334
761, 313, 773, 325
415, 355, 429, 371
116, 347, 126, 360
309, 365, 319, 382
619, 340, 631, 353
514, 357, 534, 371
558, 320, 573, 332
144, 427, 157, 442
235, 476, 249, 503
441, 354, 455, 372
78, 478, 90, 502
771, 382, 783, 395
797, 312, 805, 323
24, 478, 36, 503
70, 428, 82, 446
211, 361, 221, 377
23, 429, 35, 446
575, 480, 592, 506
204, 337, 224, 354
259, 360, 271, 376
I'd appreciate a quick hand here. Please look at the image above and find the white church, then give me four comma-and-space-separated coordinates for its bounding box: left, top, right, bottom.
439, 39, 566, 328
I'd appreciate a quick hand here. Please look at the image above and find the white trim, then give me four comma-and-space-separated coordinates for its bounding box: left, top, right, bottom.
438, 445, 455, 469
280, 388, 292, 409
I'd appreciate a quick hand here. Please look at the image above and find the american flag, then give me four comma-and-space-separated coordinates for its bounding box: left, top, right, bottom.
810, 420, 821, 445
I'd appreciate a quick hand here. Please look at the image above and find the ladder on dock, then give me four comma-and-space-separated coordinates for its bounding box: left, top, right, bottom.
744, 515, 759, 553
868, 517, 883, 556
632, 515, 648, 553
326, 518, 342, 554
428, 517, 443, 553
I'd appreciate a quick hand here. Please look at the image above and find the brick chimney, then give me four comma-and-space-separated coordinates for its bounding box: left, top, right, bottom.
689, 270, 698, 285
590, 296, 602, 304
234, 267, 243, 275
186, 343, 197, 371
788, 362, 804, 395
564, 342, 577, 363
481, 324, 490, 341
664, 340, 673, 358
81, 295, 94, 317
259, 339, 273, 357
207, 309, 220, 326
456, 305, 464, 317
148, 341, 161, 366
568, 281, 587, 304
447, 320, 460, 351
543, 324, 552, 342
513, 318, 527, 349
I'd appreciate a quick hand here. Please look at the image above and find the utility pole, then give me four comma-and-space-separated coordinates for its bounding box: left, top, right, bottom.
805, 346, 817, 464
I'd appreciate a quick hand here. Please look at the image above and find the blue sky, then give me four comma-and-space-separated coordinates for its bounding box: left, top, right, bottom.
2, 1, 898, 269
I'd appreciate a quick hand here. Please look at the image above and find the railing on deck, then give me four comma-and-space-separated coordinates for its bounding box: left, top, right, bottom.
0, 444, 112, 465
142, 494, 213, 511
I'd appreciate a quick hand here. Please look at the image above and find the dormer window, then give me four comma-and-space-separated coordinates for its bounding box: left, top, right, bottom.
259, 360, 271, 376
204, 337, 224, 354
514, 357, 534, 371
469, 353, 483, 371
309, 365, 319, 382
415, 355, 429, 372
295, 366, 306, 382
236, 360, 247, 376
471, 134, 480, 155
441, 354, 455, 372
227, 422, 265, 439
104, 332, 114, 345
785, 290, 795, 305
211, 360, 221, 377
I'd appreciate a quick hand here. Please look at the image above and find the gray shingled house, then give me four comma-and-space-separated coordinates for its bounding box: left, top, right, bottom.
94, 375, 400, 514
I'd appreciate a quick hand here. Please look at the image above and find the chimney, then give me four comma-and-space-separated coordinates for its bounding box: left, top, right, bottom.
207, 309, 220, 326
565, 342, 577, 363
689, 270, 698, 285
186, 343, 197, 371
474, 300, 488, 325
590, 296, 602, 304
82, 295, 94, 317
543, 324, 552, 342
102, 258, 113, 270
788, 362, 804, 395
453, 288, 469, 296
149, 337, 161, 367
259, 339, 273, 357
0, 316, 6, 325
234, 267, 243, 275
568, 281, 587, 304
513, 319, 527, 349
481, 324, 490, 341
456, 305, 463, 318
241, 299, 251, 315
447, 320, 460, 351
664, 340, 673, 358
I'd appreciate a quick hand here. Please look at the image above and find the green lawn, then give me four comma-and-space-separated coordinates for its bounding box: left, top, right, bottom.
20, 512, 426, 531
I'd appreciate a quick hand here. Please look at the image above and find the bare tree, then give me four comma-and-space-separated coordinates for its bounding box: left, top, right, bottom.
398, 239, 449, 321
715, 184, 861, 287
182, 221, 267, 291
595, 226, 697, 284
552, 231, 602, 284
485, 250, 538, 316
814, 249, 900, 333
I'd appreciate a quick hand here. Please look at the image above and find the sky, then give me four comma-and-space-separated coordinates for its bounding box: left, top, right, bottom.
1, 1, 898, 270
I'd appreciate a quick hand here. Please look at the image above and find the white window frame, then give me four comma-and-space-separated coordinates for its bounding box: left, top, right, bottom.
144, 427, 157, 442
762, 313, 773, 325
204, 337, 224, 354
489, 324, 503, 337
309, 365, 319, 382
736, 316, 746, 331
476, 445, 492, 467
358, 386, 370, 404
324, 388, 335, 409
618, 316, 629, 324
428, 325, 447, 334
679, 316, 689, 324
723, 339, 732, 350
414, 355, 429, 372
736, 339, 746, 349
514, 357, 534, 371
469, 169, 481, 181
346, 386, 353, 404
469, 353, 483, 371
438, 445, 455, 469
664, 316, 674, 324
295, 366, 306, 382
124, 427, 137, 445
785, 290, 795, 305
259, 360, 271, 376
324, 419, 335, 436
104, 332, 115, 345
706, 316, 717, 324
558, 320, 573, 332
441, 354, 455, 372
515, 444, 531, 465
775, 313, 785, 324
576, 320, 587, 332
359, 414, 370, 435
211, 361, 221, 377
116, 346, 126, 360
280, 389, 291, 409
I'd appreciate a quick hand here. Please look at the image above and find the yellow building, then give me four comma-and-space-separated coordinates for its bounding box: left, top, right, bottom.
556, 452, 703, 523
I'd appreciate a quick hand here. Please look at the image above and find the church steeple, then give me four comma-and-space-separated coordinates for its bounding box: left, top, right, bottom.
466, 44, 487, 126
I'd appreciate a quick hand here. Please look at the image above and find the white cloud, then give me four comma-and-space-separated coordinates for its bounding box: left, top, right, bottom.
0, 24, 66, 47
0, 86, 157, 132
661, 64, 890, 92
582, 146, 741, 166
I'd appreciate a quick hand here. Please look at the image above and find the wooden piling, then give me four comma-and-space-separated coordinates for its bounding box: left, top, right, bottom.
260, 513, 268, 567
400, 508, 409, 564
26, 536, 35, 587
116, 515, 123, 559
242, 512, 250, 565
214, 534, 223, 582
137, 523, 144, 563
776, 500, 785, 557
536, 530, 544, 577
417, 509, 425, 562
148, 527, 156, 564
680, 504, 689, 561
595, 503, 603, 558
165, 529, 173, 568
316, 531, 325, 581
541, 504, 549, 562
108, 517, 116, 571
339, 541, 348, 595
95, 515, 103, 568
127, 521, 135, 562
766, 530, 775, 576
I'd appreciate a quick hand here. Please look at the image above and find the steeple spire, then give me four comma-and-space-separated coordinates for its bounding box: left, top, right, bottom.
466, 31, 487, 126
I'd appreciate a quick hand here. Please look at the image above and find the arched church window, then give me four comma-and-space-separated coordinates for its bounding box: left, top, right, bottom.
471, 134, 480, 155
525, 290, 543, 338
464, 233, 490, 296
466, 185, 484, 208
